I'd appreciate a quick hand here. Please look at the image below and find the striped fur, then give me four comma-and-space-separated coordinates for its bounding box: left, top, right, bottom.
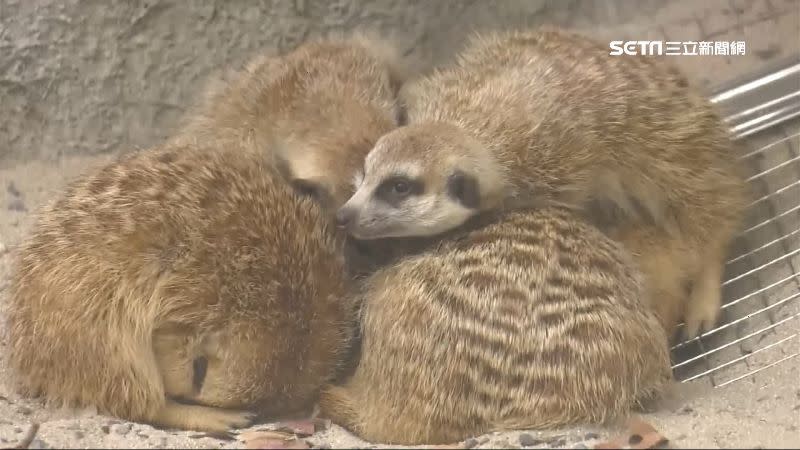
345, 27, 751, 338
320, 207, 672, 444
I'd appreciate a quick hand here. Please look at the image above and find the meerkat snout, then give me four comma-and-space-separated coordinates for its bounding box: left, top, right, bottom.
335, 206, 356, 229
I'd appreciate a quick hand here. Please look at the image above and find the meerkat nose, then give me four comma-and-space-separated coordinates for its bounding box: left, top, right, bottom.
335, 207, 355, 229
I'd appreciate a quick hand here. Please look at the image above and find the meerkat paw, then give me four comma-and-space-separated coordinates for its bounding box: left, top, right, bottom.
153, 399, 255, 433
683, 293, 722, 339
683, 262, 725, 339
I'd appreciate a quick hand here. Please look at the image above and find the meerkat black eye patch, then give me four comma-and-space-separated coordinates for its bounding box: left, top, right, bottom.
192, 356, 208, 393
375, 175, 423, 206
447, 170, 480, 209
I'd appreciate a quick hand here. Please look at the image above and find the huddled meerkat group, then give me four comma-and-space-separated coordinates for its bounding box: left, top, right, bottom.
4, 25, 749, 445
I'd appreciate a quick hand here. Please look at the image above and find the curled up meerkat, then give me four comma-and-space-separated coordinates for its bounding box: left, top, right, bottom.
5, 143, 355, 432
319, 207, 673, 445
172, 32, 410, 214
336, 27, 751, 338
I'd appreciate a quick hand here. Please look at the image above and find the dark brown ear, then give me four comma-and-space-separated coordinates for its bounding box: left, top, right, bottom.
447, 170, 480, 209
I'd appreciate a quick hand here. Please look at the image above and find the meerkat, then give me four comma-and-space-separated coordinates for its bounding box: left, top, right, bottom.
335, 27, 751, 338
171, 32, 410, 214
169, 34, 411, 277
5, 142, 356, 432
319, 207, 672, 445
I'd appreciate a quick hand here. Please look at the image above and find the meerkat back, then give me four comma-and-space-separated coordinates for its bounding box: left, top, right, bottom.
319, 207, 672, 445
5, 143, 355, 432
397, 28, 749, 242
459, 28, 750, 337
339, 27, 750, 337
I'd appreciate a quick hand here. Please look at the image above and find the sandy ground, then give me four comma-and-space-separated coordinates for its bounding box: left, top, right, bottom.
0, 153, 798, 449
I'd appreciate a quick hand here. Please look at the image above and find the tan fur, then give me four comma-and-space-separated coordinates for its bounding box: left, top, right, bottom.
344, 27, 751, 337
171, 32, 408, 212
319, 207, 672, 444
5, 143, 356, 432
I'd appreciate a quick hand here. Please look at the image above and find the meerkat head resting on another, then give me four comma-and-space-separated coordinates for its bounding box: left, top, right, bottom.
175, 32, 411, 215
272, 90, 403, 213
336, 122, 511, 239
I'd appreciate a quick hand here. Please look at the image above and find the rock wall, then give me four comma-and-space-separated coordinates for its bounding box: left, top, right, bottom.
1, 0, 797, 166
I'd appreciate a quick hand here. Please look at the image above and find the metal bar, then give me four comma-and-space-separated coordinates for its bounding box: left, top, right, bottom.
736, 203, 800, 237
679, 333, 798, 383
723, 90, 800, 124
715, 352, 800, 388
722, 246, 800, 286
672, 313, 799, 370
733, 105, 800, 140
674, 271, 800, 332
726, 227, 800, 266
712, 60, 800, 139
672, 290, 800, 350
722, 273, 799, 310
746, 153, 800, 182
675, 59, 800, 386
745, 179, 800, 208
738, 132, 800, 160
710, 63, 800, 104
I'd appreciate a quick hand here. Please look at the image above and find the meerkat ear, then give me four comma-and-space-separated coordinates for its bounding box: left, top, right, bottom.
447, 170, 481, 209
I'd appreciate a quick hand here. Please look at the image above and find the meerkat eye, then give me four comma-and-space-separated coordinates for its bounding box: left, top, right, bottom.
392, 180, 410, 195
192, 356, 208, 393
376, 176, 422, 205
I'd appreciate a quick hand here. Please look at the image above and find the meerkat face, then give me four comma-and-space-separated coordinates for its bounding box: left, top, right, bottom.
335, 124, 502, 240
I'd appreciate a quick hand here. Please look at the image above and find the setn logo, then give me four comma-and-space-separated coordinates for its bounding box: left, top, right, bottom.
610, 40, 746, 56
609, 41, 663, 56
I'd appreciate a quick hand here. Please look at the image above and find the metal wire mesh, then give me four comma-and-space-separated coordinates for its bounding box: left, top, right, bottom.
671, 60, 800, 387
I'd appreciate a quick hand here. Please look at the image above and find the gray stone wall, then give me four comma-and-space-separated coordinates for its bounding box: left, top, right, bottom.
1, 0, 797, 166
